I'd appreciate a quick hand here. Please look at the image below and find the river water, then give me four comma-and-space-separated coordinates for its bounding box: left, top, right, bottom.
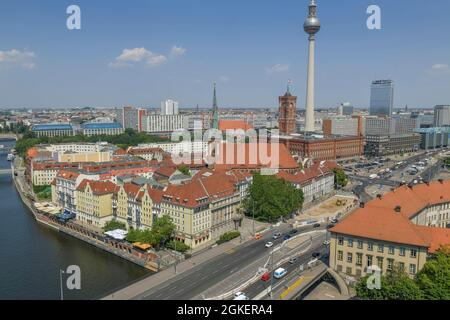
0, 140, 149, 300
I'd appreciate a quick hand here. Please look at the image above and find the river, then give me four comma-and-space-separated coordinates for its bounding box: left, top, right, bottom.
0, 140, 149, 300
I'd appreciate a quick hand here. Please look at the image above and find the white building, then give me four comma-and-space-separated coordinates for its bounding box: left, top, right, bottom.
137, 141, 209, 155
161, 99, 179, 115
141, 114, 187, 133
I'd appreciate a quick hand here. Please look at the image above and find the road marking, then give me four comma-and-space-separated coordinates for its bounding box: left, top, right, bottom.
279, 276, 305, 300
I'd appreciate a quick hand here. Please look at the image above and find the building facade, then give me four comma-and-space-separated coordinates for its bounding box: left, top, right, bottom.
434, 105, 450, 127
81, 122, 124, 136
329, 180, 450, 280
32, 123, 75, 138
141, 114, 187, 134
370, 80, 394, 117
161, 99, 179, 115
365, 134, 421, 157
278, 89, 297, 136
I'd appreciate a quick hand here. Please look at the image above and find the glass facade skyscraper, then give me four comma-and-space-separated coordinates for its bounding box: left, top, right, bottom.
370, 80, 394, 116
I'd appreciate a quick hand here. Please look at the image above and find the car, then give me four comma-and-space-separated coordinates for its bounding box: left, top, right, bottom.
265, 242, 274, 248
323, 240, 331, 246
289, 257, 298, 264
283, 234, 291, 241
313, 223, 321, 228
326, 224, 335, 229
272, 232, 282, 240
233, 292, 249, 300
289, 229, 298, 235
274, 268, 287, 279
261, 272, 271, 282
312, 252, 321, 258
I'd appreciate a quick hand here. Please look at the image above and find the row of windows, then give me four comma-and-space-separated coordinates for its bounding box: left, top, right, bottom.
337, 237, 418, 258
337, 251, 417, 274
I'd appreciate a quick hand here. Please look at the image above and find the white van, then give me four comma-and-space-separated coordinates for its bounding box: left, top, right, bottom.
274, 268, 287, 279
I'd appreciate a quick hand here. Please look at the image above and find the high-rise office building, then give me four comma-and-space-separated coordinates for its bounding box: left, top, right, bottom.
116, 106, 146, 132
434, 105, 450, 127
161, 99, 179, 115
370, 80, 394, 116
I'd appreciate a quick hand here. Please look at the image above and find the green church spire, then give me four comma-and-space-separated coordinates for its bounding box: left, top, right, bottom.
212, 82, 219, 129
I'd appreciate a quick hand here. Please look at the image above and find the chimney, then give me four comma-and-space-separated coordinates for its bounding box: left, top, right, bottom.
377, 194, 382, 200
394, 206, 401, 213
360, 202, 365, 208
438, 179, 444, 184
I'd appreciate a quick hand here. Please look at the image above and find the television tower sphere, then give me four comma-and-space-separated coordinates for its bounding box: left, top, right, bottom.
304, 0, 321, 35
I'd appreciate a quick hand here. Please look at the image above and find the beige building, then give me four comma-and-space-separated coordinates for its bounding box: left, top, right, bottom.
160, 171, 249, 248
330, 180, 450, 280
58, 151, 112, 163
113, 183, 163, 230
76, 180, 117, 228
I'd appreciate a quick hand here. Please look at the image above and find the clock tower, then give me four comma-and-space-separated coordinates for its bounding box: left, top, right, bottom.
278, 83, 297, 136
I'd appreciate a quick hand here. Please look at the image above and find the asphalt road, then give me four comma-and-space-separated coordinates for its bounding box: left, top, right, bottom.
136, 224, 321, 300
350, 152, 442, 203
245, 233, 328, 300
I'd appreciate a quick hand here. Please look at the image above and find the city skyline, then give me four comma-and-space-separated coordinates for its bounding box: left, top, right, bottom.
1, 0, 450, 109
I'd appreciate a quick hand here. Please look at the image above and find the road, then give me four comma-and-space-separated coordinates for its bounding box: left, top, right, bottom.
244, 233, 327, 300
350, 151, 443, 203
136, 224, 322, 300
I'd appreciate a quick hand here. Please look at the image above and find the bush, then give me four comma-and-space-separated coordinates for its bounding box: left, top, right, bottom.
216, 230, 241, 245
166, 240, 190, 253
103, 220, 126, 232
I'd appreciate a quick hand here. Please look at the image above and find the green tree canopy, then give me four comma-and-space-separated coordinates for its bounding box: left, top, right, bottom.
417, 246, 450, 300
244, 173, 304, 222
356, 266, 423, 300
333, 168, 348, 188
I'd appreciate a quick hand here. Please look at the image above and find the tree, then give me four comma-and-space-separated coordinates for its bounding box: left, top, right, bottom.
103, 220, 126, 232
356, 266, 423, 300
177, 165, 190, 176
417, 246, 450, 300
333, 168, 348, 188
244, 173, 304, 222
151, 216, 176, 249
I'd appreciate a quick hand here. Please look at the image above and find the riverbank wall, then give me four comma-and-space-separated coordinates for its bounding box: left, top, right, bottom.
12, 170, 160, 272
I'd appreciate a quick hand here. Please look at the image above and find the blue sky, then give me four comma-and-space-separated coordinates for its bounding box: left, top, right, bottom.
0, 0, 449, 109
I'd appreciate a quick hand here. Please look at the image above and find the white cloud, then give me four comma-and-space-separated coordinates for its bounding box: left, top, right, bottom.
431, 63, 449, 70
0, 49, 36, 69
110, 46, 186, 68
169, 46, 187, 59
266, 63, 289, 74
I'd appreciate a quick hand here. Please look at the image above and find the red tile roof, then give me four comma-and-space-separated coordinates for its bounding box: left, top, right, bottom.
219, 120, 253, 131
77, 179, 117, 195
57, 170, 80, 181
277, 161, 333, 185
331, 180, 450, 251
213, 143, 298, 171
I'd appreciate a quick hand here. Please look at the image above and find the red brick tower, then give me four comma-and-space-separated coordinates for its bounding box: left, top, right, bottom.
278, 85, 297, 135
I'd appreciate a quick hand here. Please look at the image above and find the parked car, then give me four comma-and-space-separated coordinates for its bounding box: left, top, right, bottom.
265, 242, 274, 248
312, 252, 321, 258
289, 257, 298, 264
289, 229, 298, 235
313, 223, 321, 228
273, 232, 282, 240
283, 234, 291, 241
327, 224, 335, 229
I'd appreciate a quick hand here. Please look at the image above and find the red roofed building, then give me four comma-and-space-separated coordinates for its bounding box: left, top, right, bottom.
212, 142, 299, 173
218, 120, 253, 131
160, 170, 251, 248
277, 161, 336, 205
329, 179, 450, 279
76, 180, 118, 228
